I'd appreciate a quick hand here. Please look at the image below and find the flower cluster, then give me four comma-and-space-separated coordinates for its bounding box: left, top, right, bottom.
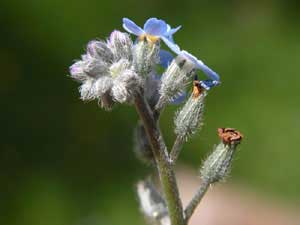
69, 17, 220, 111
69, 31, 142, 109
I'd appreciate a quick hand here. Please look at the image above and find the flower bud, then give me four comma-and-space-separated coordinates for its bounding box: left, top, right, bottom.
79, 79, 96, 101
94, 76, 114, 110
156, 55, 196, 110
133, 38, 160, 76
69, 60, 88, 81
200, 128, 243, 183
87, 40, 113, 63
84, 57, 109, 78
111, 69, 142, 103
107, 30, 133, 61
174, 90, 206, 140
136, 180, 168, 223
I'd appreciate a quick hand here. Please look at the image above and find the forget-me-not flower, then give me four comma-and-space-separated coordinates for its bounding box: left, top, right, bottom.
122, 17, 181, 50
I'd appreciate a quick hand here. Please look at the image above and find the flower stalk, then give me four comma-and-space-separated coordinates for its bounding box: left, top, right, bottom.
134, 91, 185, 225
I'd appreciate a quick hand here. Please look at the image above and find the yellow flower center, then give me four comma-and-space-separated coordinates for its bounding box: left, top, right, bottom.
138, 34, 160, 43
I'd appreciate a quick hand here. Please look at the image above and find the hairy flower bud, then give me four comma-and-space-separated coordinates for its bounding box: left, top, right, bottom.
200, 128, 243, 183
136, 180, 169, 224
70, 60, 88, 81
156, 55, 196, 110
174, 90, 207, 140
111, 69, 142, 103
107, 30, 133, 61
94, 76, 114, 110
79, 79, 96, 101
84, 57, 109, 78
133, 122, 155, 165
87, 40, 114, 63
133, 39, 160, 76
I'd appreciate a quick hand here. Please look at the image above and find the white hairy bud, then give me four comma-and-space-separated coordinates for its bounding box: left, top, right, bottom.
87, 40, 114, 63
84, 57, 109, 78
107, 30, 133, 61
174, 91, 207, 139
133, 39, 160, 76
111, 69, 142, 103
200, 142, 237, 183
94, 76, 113, 95
79, 79, 96, 101
156, 55, 196, 110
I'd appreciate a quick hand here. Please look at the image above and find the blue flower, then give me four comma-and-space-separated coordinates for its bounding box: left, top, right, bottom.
122, 17, 181, 51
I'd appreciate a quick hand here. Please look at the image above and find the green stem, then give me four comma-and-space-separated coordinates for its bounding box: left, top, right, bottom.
170, 136, 185, 164
184, 179, 210, 223
134, 92, 185, 225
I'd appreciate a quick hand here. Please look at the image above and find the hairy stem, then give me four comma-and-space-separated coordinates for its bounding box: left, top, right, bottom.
134, 92, 185, 225
184, 179, 210, 223
170, 136, 185, 164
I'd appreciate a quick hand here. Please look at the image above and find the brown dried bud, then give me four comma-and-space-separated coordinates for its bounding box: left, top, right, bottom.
218, 128, 243, 145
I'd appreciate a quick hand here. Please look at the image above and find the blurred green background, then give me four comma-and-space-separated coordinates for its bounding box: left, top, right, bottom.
1, 0, 300, 224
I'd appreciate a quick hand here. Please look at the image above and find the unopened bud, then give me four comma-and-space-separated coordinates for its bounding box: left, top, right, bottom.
107, 30, 133, 61
174, 89, 206, 140
111, 69, 142, 103
94, 76, 114, 110
79, 79, 96, 101
133, 39, 160, 76
70, 60, 88, 81
84, 57, 109, 78
156, 55, 196, 110
200, 128, 243, 183
87, 40, 113, 63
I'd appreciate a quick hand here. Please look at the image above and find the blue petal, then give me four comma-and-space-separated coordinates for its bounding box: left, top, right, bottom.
197, 63, 220, 81
180, 50, 201, 67
143, 18, 168, 36
159, 49, 174, 68
168, 25, 181, 35
122, 18, 144, 36
171, 91, 187, 104
164, 24, 181, 40
165, 25, 181, 42
180, 51, 220, 81
161, 36, 181, 55
200, 80, 220, 90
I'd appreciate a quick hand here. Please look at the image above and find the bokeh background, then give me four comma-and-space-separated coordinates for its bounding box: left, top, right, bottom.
1, 0, 300, 225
